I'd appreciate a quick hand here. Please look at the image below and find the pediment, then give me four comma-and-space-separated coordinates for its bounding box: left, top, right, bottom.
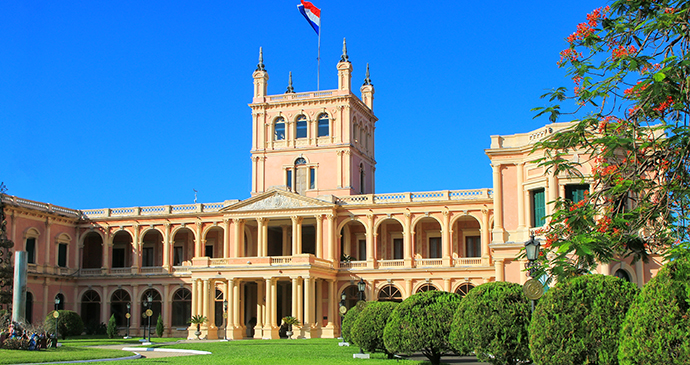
223, 189, 334, 212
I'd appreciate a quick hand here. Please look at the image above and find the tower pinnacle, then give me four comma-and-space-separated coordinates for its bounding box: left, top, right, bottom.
340, 38, 349, 63
363, 63, 372, 86
256, 47, 266, 71
285, 72, 295, 94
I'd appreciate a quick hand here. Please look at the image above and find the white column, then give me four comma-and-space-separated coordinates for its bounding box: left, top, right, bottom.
492, 164, 505, 243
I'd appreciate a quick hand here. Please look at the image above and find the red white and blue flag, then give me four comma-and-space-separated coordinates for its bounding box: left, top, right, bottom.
297, 0, 321, 36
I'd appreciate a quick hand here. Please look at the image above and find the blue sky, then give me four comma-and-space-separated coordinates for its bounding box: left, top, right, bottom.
1, 1, 608, 209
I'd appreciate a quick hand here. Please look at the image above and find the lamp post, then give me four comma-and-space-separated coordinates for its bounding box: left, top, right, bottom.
146, 294, 153, 343
356, 279, 366, 355
339, 292, 346, 345
524, 235, 543, 313
125, 302, 131, 338
53, 297, 60, 344
223, 299, 228, 340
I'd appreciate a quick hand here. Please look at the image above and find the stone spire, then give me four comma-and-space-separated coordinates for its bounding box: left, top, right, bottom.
256, 47, 266, 71
363, 63, 372, 86
340, 38, 349, 63
285, 72, 295, 94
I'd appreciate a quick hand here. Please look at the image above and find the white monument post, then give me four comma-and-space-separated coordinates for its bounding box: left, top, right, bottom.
12, 251, 27, 324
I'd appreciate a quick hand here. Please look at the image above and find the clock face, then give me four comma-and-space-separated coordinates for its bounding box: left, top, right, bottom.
339, 305, 348, 315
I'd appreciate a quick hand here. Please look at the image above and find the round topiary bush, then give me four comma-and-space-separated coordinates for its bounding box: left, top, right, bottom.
618, 256, 690, 364
383, 290, 462, 365
341, 300, 367, 343
351, 301, 398, 357
529, 274, 638, 365
450, 281, 531, 365
44, 310, 84, 339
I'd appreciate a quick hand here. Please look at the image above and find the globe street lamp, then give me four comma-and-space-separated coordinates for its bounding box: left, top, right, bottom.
125, 302, 131, 338
523, 235, 544, 313
339, 292, 347, 346
146, 294, 153, 343
357, 278, 366, 301
53, 297, 61, 345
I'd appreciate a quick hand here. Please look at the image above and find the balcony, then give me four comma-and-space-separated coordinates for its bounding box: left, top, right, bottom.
336, 188, 493, 205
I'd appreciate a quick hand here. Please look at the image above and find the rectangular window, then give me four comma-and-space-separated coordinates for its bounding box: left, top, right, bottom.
58, 244, 68, 267
565, 184, 589, 203
205, 245, 214, 258
358, 239, 366, 261
286, 169, 293, 190
318, 118, 329, 137
429, 237, 442, 258
173, 247, 183, 266
466, 236, 481, 258
26, 238, 36, 264
274, 122, 285, 140
393, 238, 403, 260
112, 248, 125, 268
531, 188, 546, 227
309, 168, 315, 190
296, 120, 307, 138
142, 247, 154, 267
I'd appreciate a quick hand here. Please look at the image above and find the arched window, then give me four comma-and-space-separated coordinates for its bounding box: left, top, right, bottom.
317, 113, 329, 137
55, 293, 65, 310
292, 157, 309, 195
81, 290, 101, 328
215, 289, 224, 327
296, 115, 307, 139
455, 283, 475, 298
359, 164, 365, 194
415, 283, 438, 294
274, 117, 286, 141
342, 285, 363, 310
614, 269, 632, 282
377, 285, 402, 303
295, 157, 307, 165
111, 289, 132, 327
172, 288, 192, 327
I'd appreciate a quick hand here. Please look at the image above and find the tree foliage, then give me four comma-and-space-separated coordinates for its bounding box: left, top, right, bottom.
156, 315, 164, 338
107, 314, 118, 339
45, 310, 84, 339
350, 301, 398, 357
0, 183, 14, 306
449, 281, 531, 365
618, 255, 690, 364
341, 300, 367, 344
531, 0, 690, 279
383, 290, 462, 365
528, 275, 638, 365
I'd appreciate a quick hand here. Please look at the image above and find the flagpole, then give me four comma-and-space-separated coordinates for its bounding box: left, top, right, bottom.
317, 18, 321, 91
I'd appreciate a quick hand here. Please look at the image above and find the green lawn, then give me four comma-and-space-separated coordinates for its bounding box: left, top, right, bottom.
60, 336, 185, 347
0, 338, 450, 365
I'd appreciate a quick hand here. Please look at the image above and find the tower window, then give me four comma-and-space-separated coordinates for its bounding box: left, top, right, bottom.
287, 169, 293, 190
359, 164, 365, 194
531, 188, 546, 227
274, 117, 285, 141
309, 167, 316, 189
296, 116, 307, 139
317, 114, 329, 137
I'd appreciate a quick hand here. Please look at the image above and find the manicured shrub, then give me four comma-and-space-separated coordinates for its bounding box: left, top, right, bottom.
529, 274, 637, 365
450, 281, 531, 365
618, 256, 690, 364
383, 290, 462, 365
106, 314, 117, 339
350, 301, 398, 357
341, 300, 367, 343
44, 310, 84, 339
156, 315, 164, 337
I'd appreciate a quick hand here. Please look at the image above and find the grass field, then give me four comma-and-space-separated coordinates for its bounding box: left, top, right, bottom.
0, 337, 445, 365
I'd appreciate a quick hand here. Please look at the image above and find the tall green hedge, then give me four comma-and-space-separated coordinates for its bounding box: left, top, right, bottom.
44, 310, 84, 339
450, 281, 531, 365
618, 256, 690, 364
383, 290, 462, 365
341, 300, 367, 343
529, 274, 637, 365
351, 301, 398, 357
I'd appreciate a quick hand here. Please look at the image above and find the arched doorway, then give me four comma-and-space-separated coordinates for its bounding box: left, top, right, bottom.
110, 289, 131, 327
81, 290, 101, 328
111, 231, 133, 268
82, 232, 103, 268
141, 289, 162, 334
172, 288, 192, 328
614, 269, 632, 282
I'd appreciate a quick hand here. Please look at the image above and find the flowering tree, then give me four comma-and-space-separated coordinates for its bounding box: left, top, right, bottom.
532, 0, 690, 279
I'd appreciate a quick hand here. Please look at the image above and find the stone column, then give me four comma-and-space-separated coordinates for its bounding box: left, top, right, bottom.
223, 219, 231, 258
207, 280, 218, 340
481, 209, 491, 263
404, 212, 413, 268
517, 163, 526, 231
303, 277, 313, 338
254, 280, 264, 338
195, 222, 203, 258
366, 214, 374, 268
256, 218, 266, 257
163, 223, 171, 271
442, 210, 452, 266
547, 172, 559, 216
281, 226, 289, 256
45, 218, 52, 270
132, 284, 140, 334
635, 260, 644, 288
323, 279, 335, 337
191, 280, 197, 317
233, 219, 244, 257
132, 225, 140, 274
162, 284, 170, 336
291, 276, 299, 319
327, 214, 335, 262
315, 280, 323, 331
232, 280, 240, 327
101, 285, 108, 324
202, 279, 210, 332
291, 216, 303, 255
405, 279, 412, 299
492, 164, 505, 243
102, 228, 111, 272
315, 215, 323, 258
494, 258, 505, 282
443, 278, 451, 292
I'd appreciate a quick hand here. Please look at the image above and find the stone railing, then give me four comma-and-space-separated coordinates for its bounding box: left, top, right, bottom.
339, 261, 367, 269
140, 267, 167, 274
378, 259, 405, 268
266, 90, 335, 102
337, 189, 492, 205
110, 267, 133, 275
454, 257, 483, 266
415, 258, 443, 267
1, 195, 82, 218
80, 268, 105, 276
81, 200, 237, 219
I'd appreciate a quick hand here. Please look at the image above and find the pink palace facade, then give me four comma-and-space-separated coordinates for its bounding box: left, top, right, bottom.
2, 49, 662, 339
